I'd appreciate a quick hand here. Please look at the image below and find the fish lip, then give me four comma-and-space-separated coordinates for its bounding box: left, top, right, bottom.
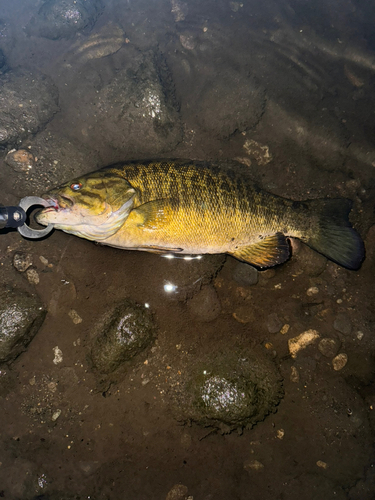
42, 194, 74, 210
42, 196, 59, 210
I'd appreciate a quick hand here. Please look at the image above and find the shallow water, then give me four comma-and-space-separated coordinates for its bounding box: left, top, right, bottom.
0, 1, 374, 499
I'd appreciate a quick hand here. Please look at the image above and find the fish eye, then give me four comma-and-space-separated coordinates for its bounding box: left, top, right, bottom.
70, 182, 82, 191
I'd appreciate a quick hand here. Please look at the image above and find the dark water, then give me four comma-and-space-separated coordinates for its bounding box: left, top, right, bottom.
0, 1, 374, 499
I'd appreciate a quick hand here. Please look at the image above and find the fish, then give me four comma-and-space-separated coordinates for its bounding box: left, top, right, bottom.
36, 159, 365, 270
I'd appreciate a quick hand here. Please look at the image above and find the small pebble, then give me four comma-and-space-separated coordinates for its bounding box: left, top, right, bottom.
187, 285, 221, 322
276, 429, 284, 439
290, 366, 300, 383
53, 346, 63, 365
51, 409, 61, 421
13, 252, 33, 272
233, 307, 253, 323
356, 331, 364, 340
280, 324, 290, 334
5, 149, 35, 173
244, 459, 264, 471
288, 329, 320, 358
259, 269, 276, 280
166, 484, 189, 500
333, 313, 352, 335
26, 268, 40, 285
233, 263, 258, 286
179, 34, 196, 50
318, 338, 341, 358
332, 353, 348, 371
316, 460, 328, 469
39, 256, 49, 265
266, 313, 283, 334
68, 309, 83, 324
306, 286, 319, 296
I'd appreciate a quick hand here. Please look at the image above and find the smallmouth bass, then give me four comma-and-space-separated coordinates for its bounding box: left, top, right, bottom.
37, 159, 365, 269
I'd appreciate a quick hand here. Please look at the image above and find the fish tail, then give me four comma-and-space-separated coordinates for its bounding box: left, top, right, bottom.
299, 198, 365, 270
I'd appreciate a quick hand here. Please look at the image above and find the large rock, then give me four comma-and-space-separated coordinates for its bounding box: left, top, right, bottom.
90, 299, 156, 374
169, 347, 283, 432
26, 0, 103, 40
0, 69, 59, 147
196, 69, 266, 138
63, 50, 182, 162
0, 287, 46, 363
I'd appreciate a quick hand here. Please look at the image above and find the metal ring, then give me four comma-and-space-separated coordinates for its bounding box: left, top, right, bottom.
17, 196, 54, 239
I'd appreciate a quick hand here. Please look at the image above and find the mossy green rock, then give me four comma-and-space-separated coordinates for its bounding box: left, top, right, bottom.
170, 348, 283, 431
0, 287, 46, 363
90, 299, 156, 374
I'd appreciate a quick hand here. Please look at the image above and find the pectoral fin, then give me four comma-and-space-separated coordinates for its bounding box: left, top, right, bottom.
132, 199, 174, 230
230, 233, 290, 268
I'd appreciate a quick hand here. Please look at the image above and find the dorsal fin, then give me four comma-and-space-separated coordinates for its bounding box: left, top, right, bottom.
230, 233, 290, 268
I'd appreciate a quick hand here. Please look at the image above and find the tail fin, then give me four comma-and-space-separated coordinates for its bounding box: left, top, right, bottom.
301, 199, 365, 270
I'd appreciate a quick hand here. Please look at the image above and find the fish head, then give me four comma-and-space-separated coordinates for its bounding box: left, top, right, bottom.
36, 169, 136, 241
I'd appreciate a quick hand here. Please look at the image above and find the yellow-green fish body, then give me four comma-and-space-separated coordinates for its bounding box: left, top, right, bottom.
37, 160, 364, 269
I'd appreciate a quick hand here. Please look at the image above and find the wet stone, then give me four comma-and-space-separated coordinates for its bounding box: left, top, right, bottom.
244, 459, 264, 471
5, 149, 36, 173
233, 263, 259, 286
26, 0, 103, 40
0, 69, 58, 147
333, 313, 352, 335
187, 285, 221, 322
13, 252, 33, 273
26, 268, 40, 285
166, 484, 189, 500
169, 348, 283, 431
266, 312, 283, 334
318, 337, 341, 358
64, 50, 182, 162
90, 299, 156, 374
332, 353, 348, 371
0, 287, 46, 363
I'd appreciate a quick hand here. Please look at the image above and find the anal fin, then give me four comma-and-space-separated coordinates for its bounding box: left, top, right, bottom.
230, 233, 290, 268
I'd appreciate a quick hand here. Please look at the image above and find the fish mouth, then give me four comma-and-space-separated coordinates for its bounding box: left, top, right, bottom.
42, 194, 74, 210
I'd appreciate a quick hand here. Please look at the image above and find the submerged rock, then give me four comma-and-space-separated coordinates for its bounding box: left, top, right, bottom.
186, 285, 221, 322
90, 299, 156, 374
0, 69, 59, 147
5, 149, 36, 173
63, 50, 182, 162
0, 287, 46, 363
26, 0, 103, 40
232, 262, 259, 286
196, 69, 265, 138
169, 348, 283, 431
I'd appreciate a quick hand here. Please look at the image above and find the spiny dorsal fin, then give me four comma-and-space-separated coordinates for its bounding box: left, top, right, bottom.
230, 233, 290, 268
133, 199, 174, 230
